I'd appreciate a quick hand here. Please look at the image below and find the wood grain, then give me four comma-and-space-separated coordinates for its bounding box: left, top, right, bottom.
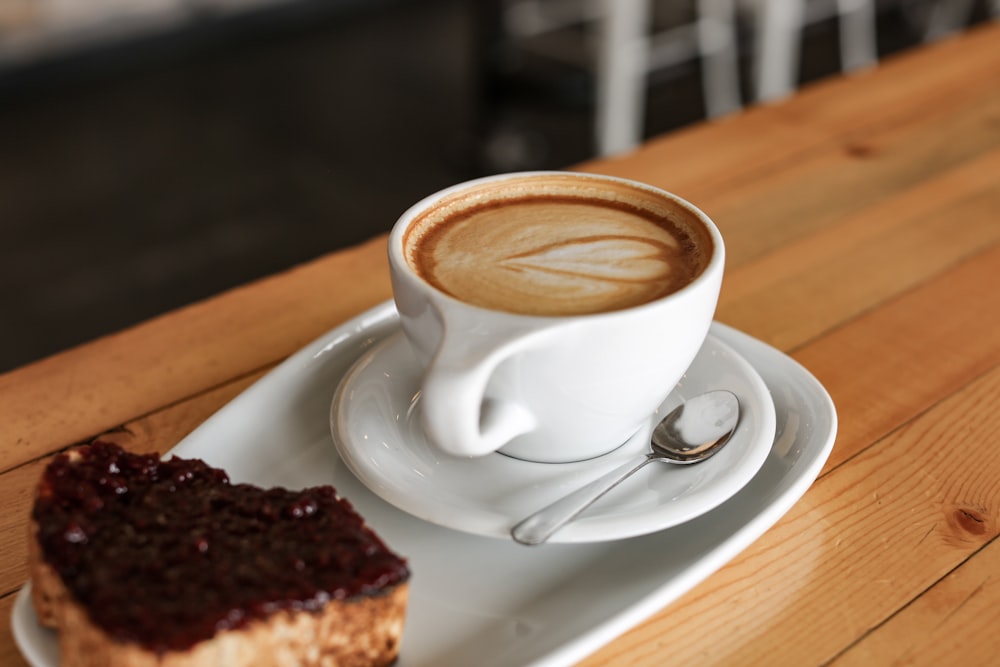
831, 530, 1000, 666
0, 236, 389, 474
701, 72, 1000, 263
718, 148, 1000, 349
796, 242, 1000, 470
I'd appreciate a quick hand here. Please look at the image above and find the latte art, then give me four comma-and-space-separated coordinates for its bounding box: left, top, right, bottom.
404, 177, 712, 316
498, 234, 678, 312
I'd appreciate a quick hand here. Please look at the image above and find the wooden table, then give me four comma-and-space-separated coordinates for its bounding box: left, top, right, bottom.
3, 21, 999, 667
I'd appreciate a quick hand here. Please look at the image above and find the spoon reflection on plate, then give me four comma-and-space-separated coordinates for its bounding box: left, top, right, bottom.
511, 390, 741, 545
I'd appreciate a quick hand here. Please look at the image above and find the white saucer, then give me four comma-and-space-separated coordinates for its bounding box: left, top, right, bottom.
331, 329, 777, 543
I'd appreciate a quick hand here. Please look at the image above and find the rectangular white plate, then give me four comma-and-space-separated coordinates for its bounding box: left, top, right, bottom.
13, 302, 836, 667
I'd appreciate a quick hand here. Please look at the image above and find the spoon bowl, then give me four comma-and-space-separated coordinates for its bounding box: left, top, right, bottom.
651, 389, 741, 463
511, 390, 740, 545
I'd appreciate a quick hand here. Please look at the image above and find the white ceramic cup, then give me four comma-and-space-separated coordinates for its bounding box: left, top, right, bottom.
389, 171, 725, 463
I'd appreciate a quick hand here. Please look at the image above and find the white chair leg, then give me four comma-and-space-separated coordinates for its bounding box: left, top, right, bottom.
837, 0, 878, 71
697, 0, 742, 117
754, 0, 805, 102
595, 0, 651, 155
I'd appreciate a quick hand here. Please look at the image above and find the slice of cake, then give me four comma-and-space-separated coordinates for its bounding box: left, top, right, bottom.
29, 441, 409, 667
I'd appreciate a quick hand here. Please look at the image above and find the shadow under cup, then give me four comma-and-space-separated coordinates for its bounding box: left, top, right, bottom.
389, 172, 725, 463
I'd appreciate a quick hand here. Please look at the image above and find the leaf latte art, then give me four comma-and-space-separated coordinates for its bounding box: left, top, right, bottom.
405, 191, 711, 316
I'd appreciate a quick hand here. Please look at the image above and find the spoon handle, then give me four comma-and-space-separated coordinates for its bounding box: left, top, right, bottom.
510, 453, 656, 545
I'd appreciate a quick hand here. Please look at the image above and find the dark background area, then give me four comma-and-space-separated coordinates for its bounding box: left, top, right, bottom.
0, 0, 987, 372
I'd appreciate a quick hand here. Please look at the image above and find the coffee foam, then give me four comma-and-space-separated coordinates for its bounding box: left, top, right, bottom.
404, 175, 713, 316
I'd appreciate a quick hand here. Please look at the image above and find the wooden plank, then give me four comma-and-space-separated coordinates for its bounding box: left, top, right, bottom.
796, 242, 1000, 470
717, 147, 1000, 349
705, 83, 1000, 267
0, 371, 262, 597
579, 362, 1000, 667
0, 236, 390, 473
831, 535, 1000, 666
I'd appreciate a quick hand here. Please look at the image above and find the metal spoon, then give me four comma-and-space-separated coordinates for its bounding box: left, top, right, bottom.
510, 390, 740, 546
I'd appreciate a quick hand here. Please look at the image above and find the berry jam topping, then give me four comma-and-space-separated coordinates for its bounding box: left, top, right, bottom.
33, 441, 409, 653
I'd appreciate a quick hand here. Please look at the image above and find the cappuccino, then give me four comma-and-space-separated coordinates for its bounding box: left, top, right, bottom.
403, 173, 713, 316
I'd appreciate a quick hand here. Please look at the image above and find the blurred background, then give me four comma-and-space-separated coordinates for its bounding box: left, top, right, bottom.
0, 0, 993, 372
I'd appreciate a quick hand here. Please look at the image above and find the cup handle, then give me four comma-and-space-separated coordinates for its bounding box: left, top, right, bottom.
419, 313, 548, 458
